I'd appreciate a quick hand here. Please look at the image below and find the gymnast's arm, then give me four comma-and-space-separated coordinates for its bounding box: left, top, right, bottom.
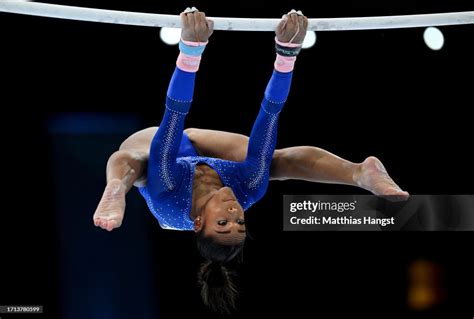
244, 12, 308, 176
147, 9, 214, 194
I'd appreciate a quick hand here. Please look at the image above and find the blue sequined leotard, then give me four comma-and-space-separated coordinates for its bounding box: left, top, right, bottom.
138, 66, 293, 231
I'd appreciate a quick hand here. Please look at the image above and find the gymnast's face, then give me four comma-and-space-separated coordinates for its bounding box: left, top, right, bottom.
196, 186, 246, 244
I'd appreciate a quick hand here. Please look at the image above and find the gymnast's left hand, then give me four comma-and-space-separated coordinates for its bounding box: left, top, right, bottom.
180, 8, 214, 43
276, 10, 308, 44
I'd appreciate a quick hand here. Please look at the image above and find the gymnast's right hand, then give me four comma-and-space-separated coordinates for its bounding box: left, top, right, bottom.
180, 7, 214, 43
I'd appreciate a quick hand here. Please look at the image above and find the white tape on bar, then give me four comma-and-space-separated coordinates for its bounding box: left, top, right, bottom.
0, 1, 473, 31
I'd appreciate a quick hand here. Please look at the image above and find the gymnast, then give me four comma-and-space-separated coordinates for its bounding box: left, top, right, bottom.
93, 8, 409, 313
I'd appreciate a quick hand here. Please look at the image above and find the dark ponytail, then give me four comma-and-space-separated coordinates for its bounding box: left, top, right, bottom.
196, 230, 245, 314
198, 261, 238, 314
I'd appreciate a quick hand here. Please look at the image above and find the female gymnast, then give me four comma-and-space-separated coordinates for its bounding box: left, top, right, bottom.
93, 8, 409, 313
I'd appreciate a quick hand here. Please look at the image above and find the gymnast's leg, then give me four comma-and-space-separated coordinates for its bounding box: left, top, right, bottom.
185, 128, 408, 200
93, 127, 157, 231
271, 147, 409, 200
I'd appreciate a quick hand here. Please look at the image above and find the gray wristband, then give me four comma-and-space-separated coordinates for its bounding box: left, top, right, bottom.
275, 43, 301, 57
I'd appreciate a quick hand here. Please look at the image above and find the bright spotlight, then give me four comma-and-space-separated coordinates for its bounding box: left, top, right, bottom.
423, 27, 444, 51
160, 27, 181, 45
302, 31, 316, 49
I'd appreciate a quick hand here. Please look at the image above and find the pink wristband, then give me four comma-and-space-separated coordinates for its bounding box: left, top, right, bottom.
181, 38, 209, 47
275, 37, 302, 48
274, 54, 296, 73
177, 52, 201, 72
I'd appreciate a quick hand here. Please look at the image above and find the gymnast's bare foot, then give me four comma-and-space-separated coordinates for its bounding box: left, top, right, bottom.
93, 179, 126, 231
354, 156, 410, 202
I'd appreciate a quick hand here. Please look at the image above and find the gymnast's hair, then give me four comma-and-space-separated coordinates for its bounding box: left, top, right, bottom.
196, 229, 245, 314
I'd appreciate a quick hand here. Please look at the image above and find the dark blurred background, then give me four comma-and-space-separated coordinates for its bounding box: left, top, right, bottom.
0, 0, 473, 318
